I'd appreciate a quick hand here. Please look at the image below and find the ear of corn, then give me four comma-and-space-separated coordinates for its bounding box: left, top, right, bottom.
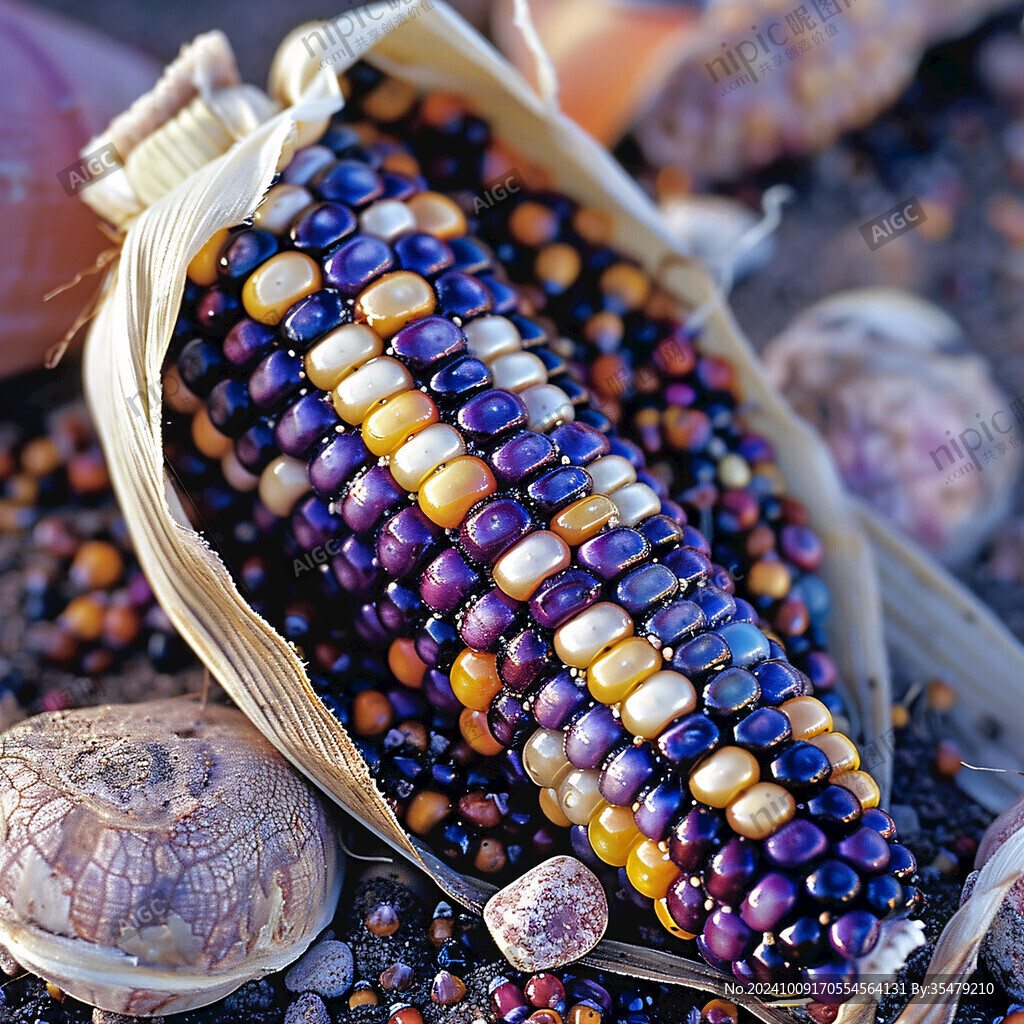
162, 63, 920, 1001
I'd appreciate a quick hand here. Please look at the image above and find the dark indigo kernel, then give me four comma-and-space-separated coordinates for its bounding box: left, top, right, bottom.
489, 431, 557, 485
634, 776, 684, 841
207, 378, 254, 438
381, 171, 422, 200
754, 659, 810, 704
235, 420, 277, 473
290, 201, 357, 254
703, 908, 754, 961
308, 432, 369, 499
427, 355, 492, 404
248, 349, 304, 410
376, 506, 442, 579
829, 910, 880, 960
379, 581, 422, 635
178, 338, 225, 398
292, 495, 341, 553
416, 617, 462, 671
529, 568, 601, 629
331, 535, 379, 593
740, 873, 799, 932
836, 826, 891, 874
313, 159, 384, 206
666, 872, 709, 934
461, 587, 520, 650
769, 741, 832, 789
671, 632, 730, 677
706, 836, 759, 904
866, 875, 904, 914
394, 232, 456, 277
861, 807, 897, 839
669, 805, 722, 871
577, 527, 650, 582
223, 318, 275, 369
459, 498, 532, 563
391, 315, 466, 370
320, 122, 361, 154
638, 514, 686, 556
323, 235, 395, 294
217, 229, 278, 286
478, 273, 517, 315
776, 916, 825, 965
690, 586, 737, 627
656, 712, 720, 765
193, 287, 241, 335
275, 392, 339, 458
643, 599, 707, 647
614, 563, 678, 615
456, 390, 528, 443
565, 703, 625, 770
281, 145, 334, 186
662, 547, 712, 589
807, 785, 863, 831
498, 628, 554, 693
280, 288, 349, 350
550, 421, 610, 466
488, 692, 534, 748
704, 667, 760, 716
764, 819, 829, 869
434, 270, 492, 319
420, 547, 480, 615
448, 236, 492, 274
599, 743, 657, 806
805, 859, 862, 907
533, 670, 587, 731
525, 466, 591, 516
510, 313, 547, 348
341, 464, 404, 534
719, 621, 772, 668
733, 706, 792, 751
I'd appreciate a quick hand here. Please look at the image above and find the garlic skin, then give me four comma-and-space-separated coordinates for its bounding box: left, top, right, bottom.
0, 699, 342, 1016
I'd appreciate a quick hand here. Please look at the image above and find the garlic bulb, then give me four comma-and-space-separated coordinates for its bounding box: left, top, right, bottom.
0, 699, 342, 1016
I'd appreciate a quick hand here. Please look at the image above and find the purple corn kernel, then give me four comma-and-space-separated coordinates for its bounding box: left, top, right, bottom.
598, 743, 657, 806
577, 527, 650, 582
275, 392, 339, 458
740, 872, 799, 932
705, 836, 759, 905
488, 431, 557, 484
497, 629, 554, 693
532, 670, 587, 731
308, 432, 370, 499
341, 465, 404, 534
420, 547, 480, 615
459, 498, 533, 563
456, 389, 528, 443
528, 568, 601, 629
460, 587, 520, 651
391, 315, 465, 370
764, 819, 829, 869
565, 703, 625, 770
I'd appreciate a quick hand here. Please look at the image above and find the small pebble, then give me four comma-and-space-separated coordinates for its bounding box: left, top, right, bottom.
388, 1005, 424, 1024
284, 992, 331, 1024
349, 982, 379, 1007
284, 939, 354, 998
934, 739, 962, 778
431, 969, 466, 1005
702, 998, 738, 1024
366, 902, 400, 936
484, 856, 608, 971
380, 962, 414, 991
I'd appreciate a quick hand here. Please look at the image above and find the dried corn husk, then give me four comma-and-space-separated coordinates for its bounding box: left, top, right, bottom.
80, 4, 994, 1018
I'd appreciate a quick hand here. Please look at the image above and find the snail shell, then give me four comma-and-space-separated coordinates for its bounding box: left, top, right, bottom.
0, 698, 342, 1016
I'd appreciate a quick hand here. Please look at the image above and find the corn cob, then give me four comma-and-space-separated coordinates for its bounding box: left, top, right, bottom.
380, 99, 843, 711
161, 68, 920, 997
